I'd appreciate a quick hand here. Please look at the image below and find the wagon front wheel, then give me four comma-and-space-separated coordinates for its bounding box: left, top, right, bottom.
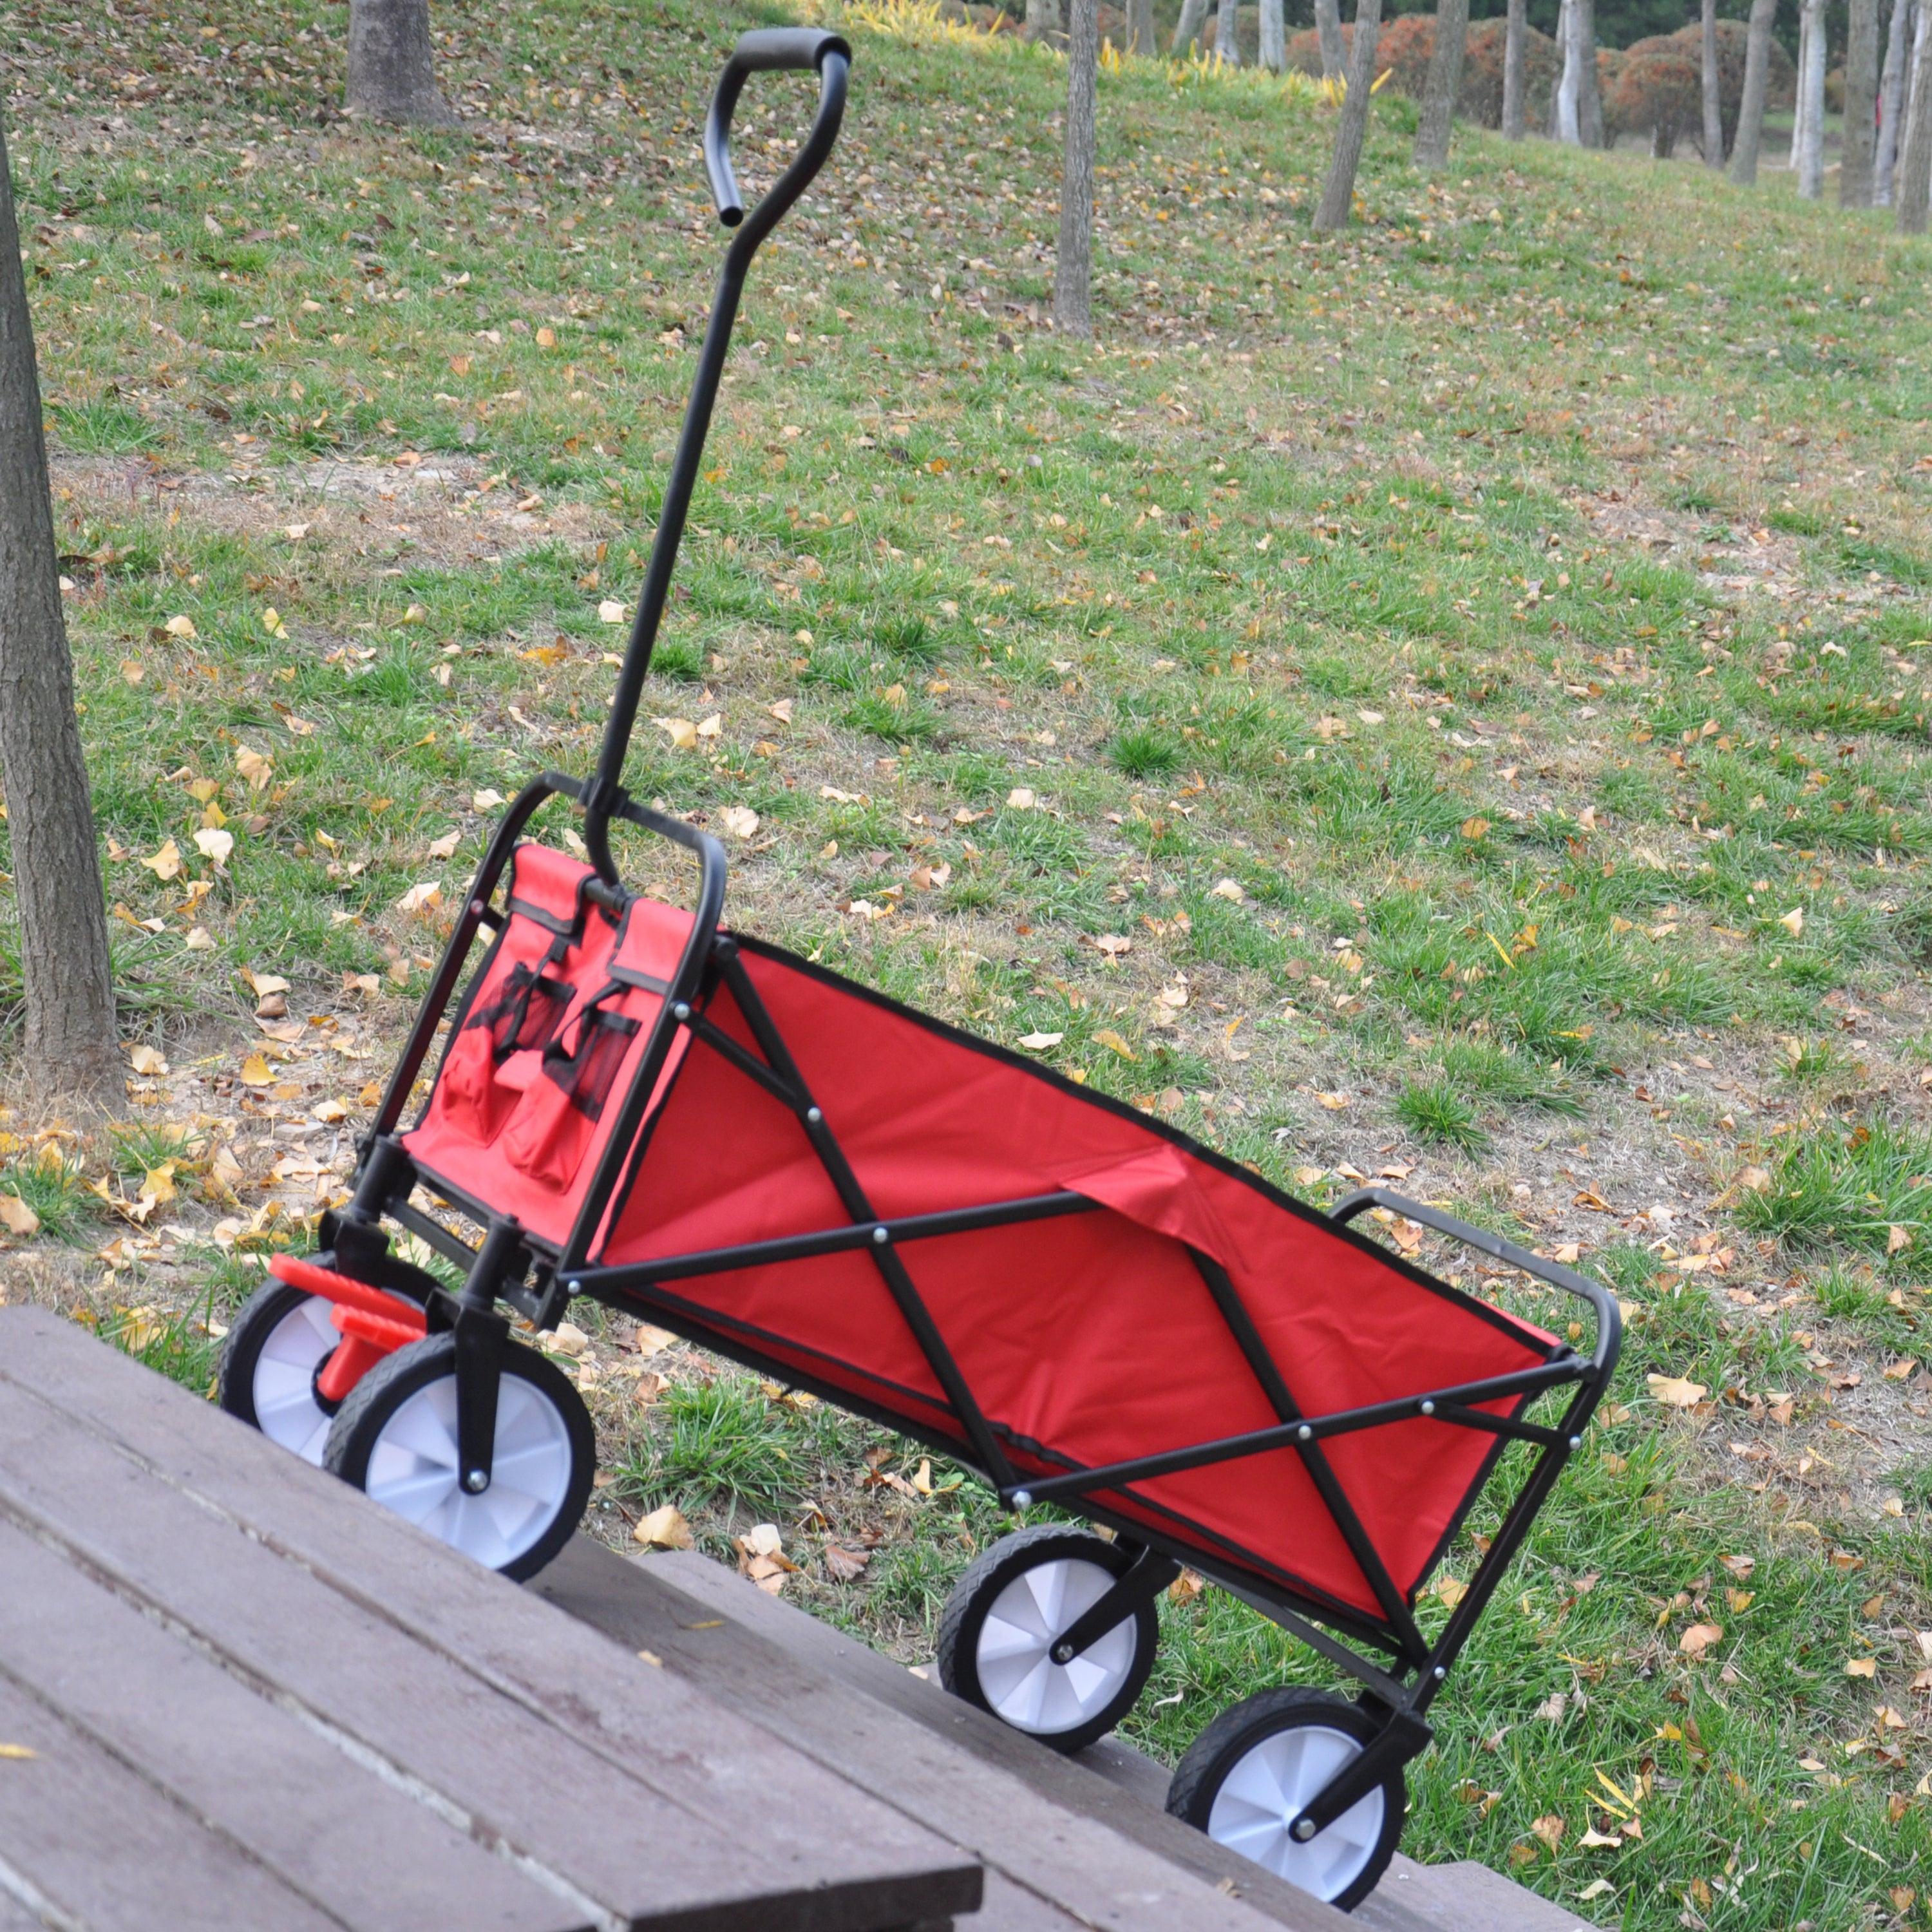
936, 1525, 1158, 1754
322, 1333, 593, 1582
1166, 1688, 1404, 1910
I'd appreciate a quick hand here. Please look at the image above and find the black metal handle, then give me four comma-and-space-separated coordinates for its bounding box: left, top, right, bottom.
1331, 1187, 1622, 1379
703, 29, 851, 230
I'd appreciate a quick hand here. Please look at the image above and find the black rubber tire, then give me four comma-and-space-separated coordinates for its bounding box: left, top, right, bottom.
322, 1332, 594, 1583
216, 1263, 428, 1444
1166, 1687, 1405, 1911
936, 1524, 1159, 1754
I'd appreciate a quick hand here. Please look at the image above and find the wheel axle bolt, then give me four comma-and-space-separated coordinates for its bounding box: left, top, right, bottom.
464, 1470, 489, 1493
1292, 1819, 1317, 1841
1011, 1489, 1032, 1510
1568, 1434, 1583, 1450
1052, 1644, 1072, 1664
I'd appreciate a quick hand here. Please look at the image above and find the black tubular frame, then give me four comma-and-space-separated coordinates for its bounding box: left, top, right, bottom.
319, 29, 1622, 1866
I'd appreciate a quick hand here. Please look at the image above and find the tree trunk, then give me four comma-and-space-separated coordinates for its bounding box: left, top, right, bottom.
1788, 0, 1813, 168
1214, 0, 1241, 63
1414, 0, 1470, 167
1701, 0, 1726, 165
1730, 0, 1780, 185
1314, 0, 1347, 79
1314, 0, 1383, 231
1555, 0, 1583, 140
1901, 1, 1931, 191
1575, 0, 1604, 146
1844, 0, 1881, 202
1899, 4, 1932, 227
1054, 0, 1099, 334
1259, 0, 1286, 71
1877, 0, 1911, 202
346, 0, 453, 124
1549, 0, 1572, 134
0, 115, 120, 1105
1128, 0, 1157, 56
1502, 0, 1528, 137
1796, 0, 1827, 194
1171, 0, 1211, 55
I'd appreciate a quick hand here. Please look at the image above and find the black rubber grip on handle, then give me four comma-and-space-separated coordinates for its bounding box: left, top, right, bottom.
704, 30, 851, 228
730, 27, 849, 71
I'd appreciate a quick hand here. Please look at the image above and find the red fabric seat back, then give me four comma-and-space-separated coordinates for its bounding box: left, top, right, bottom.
402, 847, 693, 1248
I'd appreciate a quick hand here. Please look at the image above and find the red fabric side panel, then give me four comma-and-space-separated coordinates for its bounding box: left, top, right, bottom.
605, 946, 1553, 1618
402, 857, 693, 1247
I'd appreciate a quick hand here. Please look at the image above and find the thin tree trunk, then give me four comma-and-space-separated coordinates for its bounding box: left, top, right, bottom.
1259, 0, 1286, 71
1555, 0, 1583, 141
1171, 0, 1211, 55
1314, 0, 1347, 79
1502, 0, 1528, 137
346, 0, 454, 124
1054, 0, 1099, 334
1414, 0, 1471, 167
1844, 0, 1881, 202
1730, 0, 1780, 184
1701, 0, 1726, 165
1128, 0, 1157, 56
1788, 0, 1813, 168
1214, 0, 1241, 63
1314, 0, 1383, 231
1796, 0, 1827, 194
1877, 0, 1911, 202
0, 115, 120, 1104
1575, 0, 1604, 146
1899, 4, 1932, 227
1901, 2, 1931, 189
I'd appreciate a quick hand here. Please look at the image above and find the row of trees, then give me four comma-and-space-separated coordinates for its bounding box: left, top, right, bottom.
1029, 0, 1932, 255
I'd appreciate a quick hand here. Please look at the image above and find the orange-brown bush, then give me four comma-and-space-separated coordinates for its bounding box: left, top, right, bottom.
1604, 19, 1795, 158
1287, 16, 1564, 133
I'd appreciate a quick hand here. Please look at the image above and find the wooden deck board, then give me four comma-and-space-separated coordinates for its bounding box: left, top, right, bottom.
0, 1517, 587, 1932
0, 1307, 980, 1932
0, 1670, 344, 1932
538, 1537, 1356, 1932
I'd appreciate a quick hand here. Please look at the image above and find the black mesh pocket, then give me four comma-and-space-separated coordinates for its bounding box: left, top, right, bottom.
554, 1008, 639, 1122
472, 963, 574, 1063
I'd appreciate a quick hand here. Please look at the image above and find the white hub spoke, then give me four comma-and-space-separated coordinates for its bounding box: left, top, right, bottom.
978, 1555, 1137, 1737
363, 1368, 575, 1569
1206, 1719, 1385, 1904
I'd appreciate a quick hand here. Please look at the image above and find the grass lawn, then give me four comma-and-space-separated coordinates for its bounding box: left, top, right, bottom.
4, 1, 1932, 1923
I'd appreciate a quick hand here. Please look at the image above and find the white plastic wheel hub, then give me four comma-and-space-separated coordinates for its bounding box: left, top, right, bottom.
975, 1556, 1137, 1735
1206, 1721, 1385, 1902
362, 1370, 575, 1571
250, 1295, 346, 1464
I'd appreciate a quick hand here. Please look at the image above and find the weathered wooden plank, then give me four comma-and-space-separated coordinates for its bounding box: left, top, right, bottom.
0, 1671, 341, 1932
645, 1548, 1366, 1932
0, 1376, 974, 1932
0, 1518, 587, 1932
0, 1309, 981, 1932
537, 1539, 1353, 1932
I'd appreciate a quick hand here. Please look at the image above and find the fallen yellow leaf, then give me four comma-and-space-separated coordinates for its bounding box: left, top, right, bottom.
0, 1194, 39, 1238
239, 1054, 275, 1088
633, 1503, 694, 1549
1647, 1373, 1707, 1409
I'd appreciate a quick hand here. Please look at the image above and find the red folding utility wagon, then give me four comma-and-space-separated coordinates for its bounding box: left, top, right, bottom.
216, 33, 1619, 1909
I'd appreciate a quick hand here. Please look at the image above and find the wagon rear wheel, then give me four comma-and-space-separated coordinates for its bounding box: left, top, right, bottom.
936, 1525, 1158, 1754
322, 1333, 593, 1582
217, 1270, 426, 1466
1166, 1688, 1404, 1909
